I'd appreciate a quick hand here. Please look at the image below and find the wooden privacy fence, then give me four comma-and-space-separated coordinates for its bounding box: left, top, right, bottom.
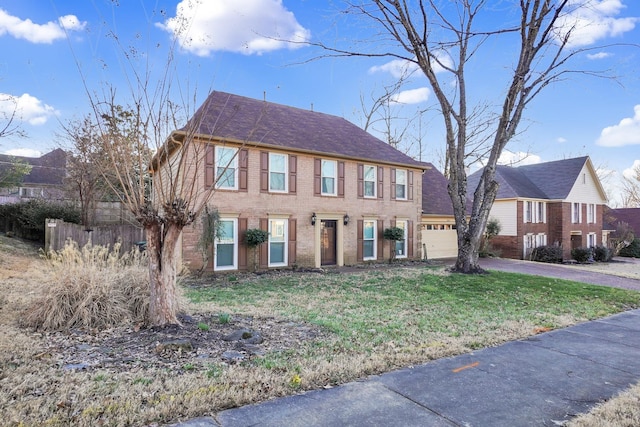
44, 219, 145, 253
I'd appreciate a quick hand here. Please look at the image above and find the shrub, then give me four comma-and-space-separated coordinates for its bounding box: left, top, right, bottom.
22, 241, 150, 331
531, 245, 563, 263
592, 245, 613, 262
244, 228, 269, 247
619, 238, 640, 258
0, 199, 81, 241
383, 227, 405, 262
571, 247, 593, 263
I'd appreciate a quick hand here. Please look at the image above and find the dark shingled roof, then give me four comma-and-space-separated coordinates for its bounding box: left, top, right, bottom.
0, 148, 66, 186
422, 163, 454, 215
183, 91, 424, 168
467, 156, 591, 200
604, 207, 640, 234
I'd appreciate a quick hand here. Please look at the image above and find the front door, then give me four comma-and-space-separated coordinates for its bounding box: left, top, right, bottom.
321, 220, 337, 266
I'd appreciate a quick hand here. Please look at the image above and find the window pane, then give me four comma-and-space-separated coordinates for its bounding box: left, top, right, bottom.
270, 172, 285, 191
364, 166, 375, 181
216, 244, 234, 266
364, 222, 374, 239
219, 220, 234, 242
322, 177, 335, 194
270, 154, 286, 172
322, 160, 335, 177
270, 242, 285, 264
217, 167, 235, 188
396, 170, 406, 185
363, 241, 374, 258
396, 184, 406, 199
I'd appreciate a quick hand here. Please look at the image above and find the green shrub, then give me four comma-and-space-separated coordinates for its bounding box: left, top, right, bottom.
531, 245, 563, 263
592, 245, 613, 262
0, 199, 81, 241
619, 238, 640, 258
571, 247, 593, 263
244, 228, 269, 247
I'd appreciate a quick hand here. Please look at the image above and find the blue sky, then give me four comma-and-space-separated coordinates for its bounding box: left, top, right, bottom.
0, 0, 639, 206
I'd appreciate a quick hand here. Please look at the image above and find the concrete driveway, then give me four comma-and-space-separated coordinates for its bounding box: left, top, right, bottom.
475, 257, 640, 292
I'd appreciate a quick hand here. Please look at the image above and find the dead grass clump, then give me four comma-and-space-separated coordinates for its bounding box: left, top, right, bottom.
22, 241, 149, 331
567, 381, 640, 427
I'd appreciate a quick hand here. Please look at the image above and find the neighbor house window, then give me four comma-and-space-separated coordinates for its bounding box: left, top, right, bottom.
587, 233, 596, 248
216, 147, 238, 189
537, 202, 546, 223
321, 160, 337, 195
268, 219, 287, 267
587, 204, 596, 224
394, 220, 408, 258
269, 153, 288, 192
363, 220, 376, 260
525, 201, 533, 223
395, 169, 407, 200
215, 218, 237, 271
572, 202, 581, 224
364, 165, 376, 198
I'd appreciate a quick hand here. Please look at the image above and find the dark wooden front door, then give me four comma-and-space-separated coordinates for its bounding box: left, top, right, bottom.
321, 220, 337, 266
570, 234, 582, 251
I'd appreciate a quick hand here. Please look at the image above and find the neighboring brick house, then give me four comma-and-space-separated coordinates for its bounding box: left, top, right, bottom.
604, 206, 640, 247
0, 148, 67, 202
167, 91, 426, 272
467, 156, 608, 260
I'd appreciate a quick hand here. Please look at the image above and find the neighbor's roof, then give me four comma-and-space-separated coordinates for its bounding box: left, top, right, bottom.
180, 91, 424, 168
604, 207, 640, 234
468, 156, 596, 200
0, 148, 66, 186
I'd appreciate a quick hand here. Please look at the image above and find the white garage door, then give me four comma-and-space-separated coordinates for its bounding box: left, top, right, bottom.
421, 229, 458, 259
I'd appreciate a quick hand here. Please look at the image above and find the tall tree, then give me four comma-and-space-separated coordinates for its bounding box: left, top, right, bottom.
318, 0, 611, 272
621, 163, 640, 208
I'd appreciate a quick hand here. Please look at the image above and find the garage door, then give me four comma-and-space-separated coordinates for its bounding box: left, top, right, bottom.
421, 229, 458, 259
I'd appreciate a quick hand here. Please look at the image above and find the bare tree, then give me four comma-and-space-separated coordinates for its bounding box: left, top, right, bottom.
314, 0, 613, 272
0, 156, 31, 189
621, 164, 640, 208
0, 94, 27, 140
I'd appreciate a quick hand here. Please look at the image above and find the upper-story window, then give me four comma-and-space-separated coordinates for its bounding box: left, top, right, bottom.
572, 202, 582, 224
364, 165, 377, 198
586, 203, 596, 223
525, 201, 533, 223
525, 201, 546, 223
537, 201, 545, 223
395, 169, 407, 200
322, 160, 337, 196
216, 146, 238, 189
269, 153, 288, 192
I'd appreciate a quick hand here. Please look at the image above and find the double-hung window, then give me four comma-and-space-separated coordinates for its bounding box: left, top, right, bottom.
394, 220, 408, 258
364, 165, 376, 198
587, 204, 596, 223
269, 153, 288, 192
572, 202, 581, 224
537, 202, 545, 223
215, 218, 237, 271
268, 219, 287, 267
216, 147, 238, 189
321, 160, 337, 196
395, 169, 407, 200
587, 233, 596, 247
525, 201, 533, 223
363, 220, 376, 260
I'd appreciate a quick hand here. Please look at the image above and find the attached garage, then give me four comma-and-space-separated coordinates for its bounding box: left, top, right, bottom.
420, 221, 458, 259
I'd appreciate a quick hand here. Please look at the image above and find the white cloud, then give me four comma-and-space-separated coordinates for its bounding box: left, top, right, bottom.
369, 52, 453, 78
622, 159, 640, 179
586, 51, 613, 59
596, 105, 640, 147
498, 151, 542, 166
390, 87, 430, 104
0, 93, 59, 126
556, 0, 638, 47
0, 8, 85, 44
2, 148, 42, 157
557, 137, 568, 143
158, 0, 310, 56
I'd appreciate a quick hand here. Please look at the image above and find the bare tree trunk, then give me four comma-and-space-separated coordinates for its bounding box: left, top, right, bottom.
145, 220, 181, 326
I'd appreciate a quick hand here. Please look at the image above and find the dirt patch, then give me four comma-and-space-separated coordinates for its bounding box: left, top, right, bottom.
38, 313, 326, 372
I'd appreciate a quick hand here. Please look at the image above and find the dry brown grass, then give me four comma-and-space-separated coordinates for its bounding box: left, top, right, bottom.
567, 381, 640, 427
21, 241, 149, 331
1, 235, 639, 426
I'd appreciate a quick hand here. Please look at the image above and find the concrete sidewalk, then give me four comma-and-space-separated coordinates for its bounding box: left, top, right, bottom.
174, 308, 640, 427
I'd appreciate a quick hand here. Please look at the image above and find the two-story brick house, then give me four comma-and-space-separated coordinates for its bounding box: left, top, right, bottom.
467, 156, 608, 260
166, 91, 426, 272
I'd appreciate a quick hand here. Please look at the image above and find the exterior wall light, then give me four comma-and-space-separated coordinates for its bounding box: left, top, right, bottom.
343, 214, 350, 226
311, 212, 317, 226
